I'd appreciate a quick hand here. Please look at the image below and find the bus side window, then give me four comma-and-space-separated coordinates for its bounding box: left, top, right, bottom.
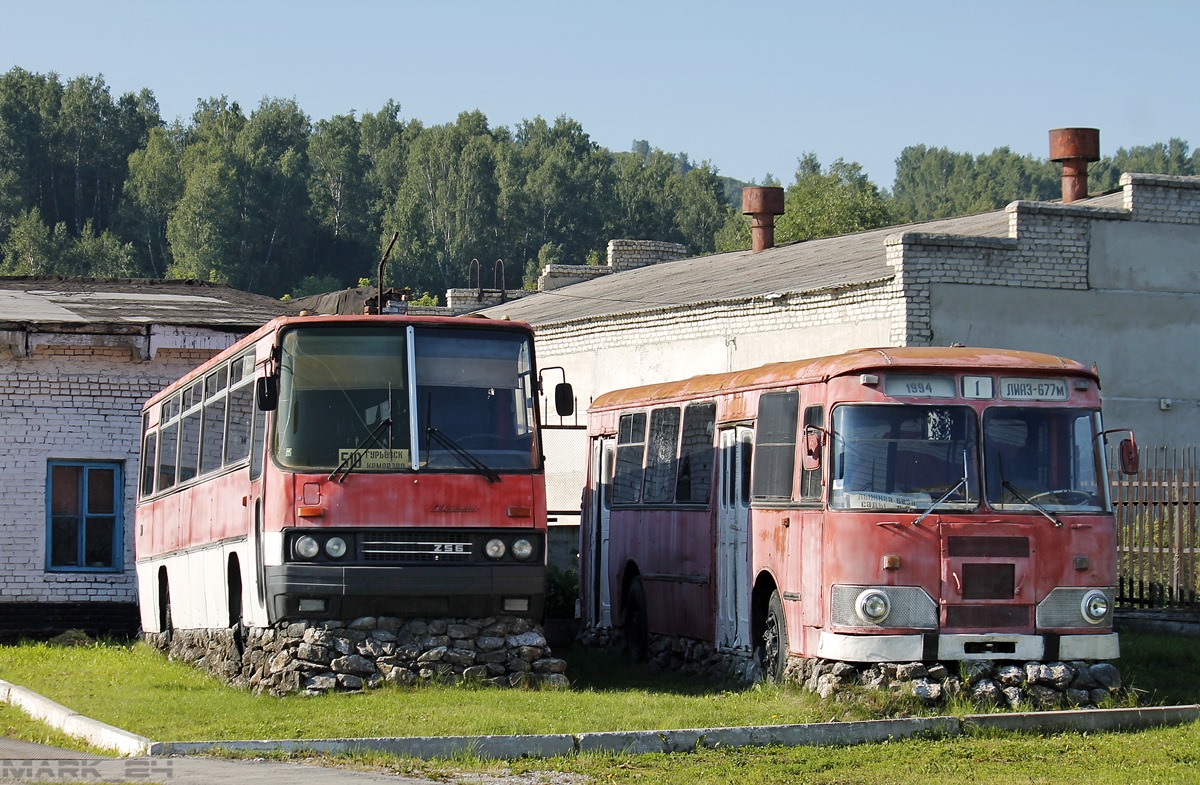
178, 381, 202, 482
157, 395, 180, 491
752, 391, 799, 502
677, 403, 716, 504
643, 407, 681, 504
225, 375, 255, 464
739, 430, 753, 506
140, 430, 158, 497
613, 412, 647, 504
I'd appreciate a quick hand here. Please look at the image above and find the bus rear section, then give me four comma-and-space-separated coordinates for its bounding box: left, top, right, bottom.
579, 347, 1136, 692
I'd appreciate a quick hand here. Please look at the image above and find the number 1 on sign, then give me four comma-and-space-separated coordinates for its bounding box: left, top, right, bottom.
962, 375, 993, 399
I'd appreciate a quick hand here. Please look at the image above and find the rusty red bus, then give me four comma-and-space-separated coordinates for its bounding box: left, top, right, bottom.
135, 313, 571, 635
579, 347, 1137, 679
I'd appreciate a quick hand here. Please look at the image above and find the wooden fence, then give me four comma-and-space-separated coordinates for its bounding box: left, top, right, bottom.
1110, 446, 1200, 609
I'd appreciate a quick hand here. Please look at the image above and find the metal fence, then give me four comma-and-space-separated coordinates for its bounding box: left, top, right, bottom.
1110, 446, 1200, 609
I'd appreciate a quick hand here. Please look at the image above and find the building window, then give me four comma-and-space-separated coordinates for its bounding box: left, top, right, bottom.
46, 461, 123, 572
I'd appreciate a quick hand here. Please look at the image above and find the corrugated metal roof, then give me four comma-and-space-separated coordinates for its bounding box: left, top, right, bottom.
0, 278, 296, 329
474, 209, 1011, 325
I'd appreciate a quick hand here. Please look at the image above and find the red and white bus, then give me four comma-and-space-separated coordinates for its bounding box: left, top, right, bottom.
135, 313, 572, 635
579, 347, 1137, 679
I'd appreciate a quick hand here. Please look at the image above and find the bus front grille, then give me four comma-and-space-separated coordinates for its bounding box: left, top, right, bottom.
360, 532, 473, 563
947, 536, 1030, 558
944, 605, 1030, 629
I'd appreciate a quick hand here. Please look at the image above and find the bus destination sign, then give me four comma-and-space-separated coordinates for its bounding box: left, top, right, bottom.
999, 377, 1069, 401
883, 374, 955, 398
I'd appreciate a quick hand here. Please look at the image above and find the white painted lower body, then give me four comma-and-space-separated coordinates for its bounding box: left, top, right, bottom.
816, 631, 1120, 662
134, 537, 266, 633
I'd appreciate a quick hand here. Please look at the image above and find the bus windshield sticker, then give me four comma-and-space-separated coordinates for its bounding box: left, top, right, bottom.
999, 377, 1069, 401
336, 448, 411, 471
883, 375, 955, 398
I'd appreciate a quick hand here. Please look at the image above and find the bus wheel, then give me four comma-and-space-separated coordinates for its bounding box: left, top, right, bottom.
760, 590, 788, 682
624, 577, 649, 662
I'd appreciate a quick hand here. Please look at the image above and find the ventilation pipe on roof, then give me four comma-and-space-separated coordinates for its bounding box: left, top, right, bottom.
1049, 128, 1100, 204
742, 186, 786, 252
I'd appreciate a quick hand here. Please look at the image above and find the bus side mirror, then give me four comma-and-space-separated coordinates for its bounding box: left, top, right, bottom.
1119, 437, 1139, 476
802, 429, 824, 471
554, 382, 575, 417
256, 376, 279, 412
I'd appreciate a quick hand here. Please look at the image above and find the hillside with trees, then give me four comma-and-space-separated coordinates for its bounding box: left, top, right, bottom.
1, 67, 1196, 301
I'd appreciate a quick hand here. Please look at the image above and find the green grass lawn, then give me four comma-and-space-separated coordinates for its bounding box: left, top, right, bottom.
1, 630, 1199, 784
0, 642, 871, 741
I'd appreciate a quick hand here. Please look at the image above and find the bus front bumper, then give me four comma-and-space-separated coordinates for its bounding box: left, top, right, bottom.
816, 631, 1119, 662
264, 563, 545, 623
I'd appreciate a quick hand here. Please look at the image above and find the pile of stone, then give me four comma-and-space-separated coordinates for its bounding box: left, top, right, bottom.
148, 616, 568, 696
578, 624, 1125, 709
788, 658, 1124, 708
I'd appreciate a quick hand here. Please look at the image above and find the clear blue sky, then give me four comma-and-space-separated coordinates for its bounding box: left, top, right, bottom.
4, 0, 1196, 188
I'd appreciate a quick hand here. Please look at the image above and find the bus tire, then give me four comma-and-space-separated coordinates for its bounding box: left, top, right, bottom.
760, 590, 788, 682
624, 577, 648, 662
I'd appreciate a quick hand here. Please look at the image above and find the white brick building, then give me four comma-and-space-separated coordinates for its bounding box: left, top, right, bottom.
0, 279, 291, 638
476, 171, 1200, 500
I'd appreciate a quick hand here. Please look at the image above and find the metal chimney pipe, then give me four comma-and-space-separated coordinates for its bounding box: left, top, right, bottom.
1049, 128, 1100, 203
742, 186, 786, 252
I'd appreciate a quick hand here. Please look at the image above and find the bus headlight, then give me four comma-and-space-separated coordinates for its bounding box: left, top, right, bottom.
325, 537, 348, 559
485, 538, 506, 560
295, 535, 320, 560
1081, 589, 1110, 624
511, 538, 534, 560
855, 589, 891, 624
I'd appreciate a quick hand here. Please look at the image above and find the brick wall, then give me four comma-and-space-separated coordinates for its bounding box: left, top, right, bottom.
536, 240, 690, 292
886, 197, 1134, 345
606, 240, 688, 271
0, 343, 223, 607
1121, 173, 1200, 224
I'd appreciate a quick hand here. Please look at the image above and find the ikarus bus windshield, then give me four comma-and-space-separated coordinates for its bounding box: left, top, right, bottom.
274, 325, 537, 473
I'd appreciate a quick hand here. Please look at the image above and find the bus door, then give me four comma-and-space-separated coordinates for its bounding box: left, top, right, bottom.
246, 401, 269, 626
589, 436, 615, 628
716, 426, 753, 651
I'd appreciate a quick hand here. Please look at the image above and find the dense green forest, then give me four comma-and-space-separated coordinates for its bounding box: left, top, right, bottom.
1, 68, 1197, 301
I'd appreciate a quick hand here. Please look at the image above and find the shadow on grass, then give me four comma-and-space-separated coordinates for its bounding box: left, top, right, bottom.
1117, 631, 1200, 706
558, 643, 750, 696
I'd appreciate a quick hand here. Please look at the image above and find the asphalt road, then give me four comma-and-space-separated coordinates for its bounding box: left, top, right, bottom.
0, 736, 439, 785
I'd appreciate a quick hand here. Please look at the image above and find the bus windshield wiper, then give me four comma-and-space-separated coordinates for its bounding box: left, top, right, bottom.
1002, 481, 1062, 527
914, 450, 970, 526
330, 418, 393, 483
427, 426, 501, 484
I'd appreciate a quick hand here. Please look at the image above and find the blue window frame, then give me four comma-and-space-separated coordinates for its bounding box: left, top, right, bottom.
46, 461, 123, 572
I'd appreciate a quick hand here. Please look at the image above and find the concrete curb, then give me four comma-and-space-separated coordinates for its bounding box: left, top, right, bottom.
149, 705, 1200, 761
5, 676, 1198, 762
961, 704, 1200, 734
0, 678, 151, 757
